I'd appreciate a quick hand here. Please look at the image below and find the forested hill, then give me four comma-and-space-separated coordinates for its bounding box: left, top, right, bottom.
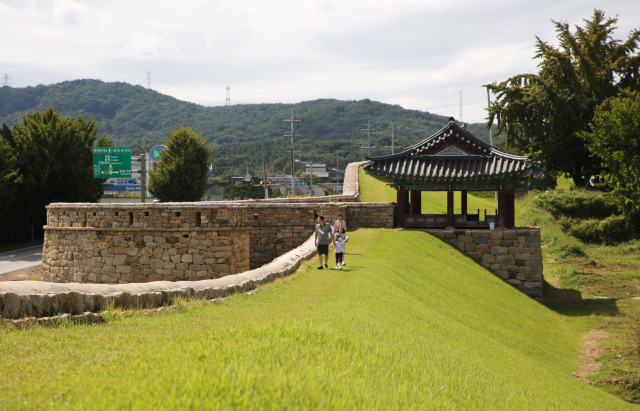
0, 79, 494, 174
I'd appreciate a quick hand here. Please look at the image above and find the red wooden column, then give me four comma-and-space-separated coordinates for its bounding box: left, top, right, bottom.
461, 190, 468, 216
396, 189, 409, 227
506, 191, 515, 228
446, 186, 454, 227
410, 190, 421, 215
497, 188, 506, 228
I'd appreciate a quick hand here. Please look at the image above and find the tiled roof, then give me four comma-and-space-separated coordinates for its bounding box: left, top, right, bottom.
363, 118, 542, 183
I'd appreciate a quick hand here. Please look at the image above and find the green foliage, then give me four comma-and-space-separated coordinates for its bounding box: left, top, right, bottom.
533, 190, 619, 219
5, 108, 104, 242
0, 128, 22, 241
223, 180, 268, 200
487, 10, 640, 185
581, 93, 640, 215
558, 215, 630, 245
532, 190, 635, 245
148, 127, 212, 202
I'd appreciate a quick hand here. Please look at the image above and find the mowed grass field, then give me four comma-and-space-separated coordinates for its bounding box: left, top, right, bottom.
0, 228, 631, 409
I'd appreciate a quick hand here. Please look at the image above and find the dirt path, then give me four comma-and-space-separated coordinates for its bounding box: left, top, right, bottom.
572, 329, 609, 384
0, 265, 43, 281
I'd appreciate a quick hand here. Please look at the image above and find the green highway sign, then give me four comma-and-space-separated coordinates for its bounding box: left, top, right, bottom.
93, 147, 132, 178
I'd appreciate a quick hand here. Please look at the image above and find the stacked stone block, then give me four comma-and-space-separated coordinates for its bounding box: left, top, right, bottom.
43, 202, 396, 282
428, 228, 543, 297
43, 227, 250, 284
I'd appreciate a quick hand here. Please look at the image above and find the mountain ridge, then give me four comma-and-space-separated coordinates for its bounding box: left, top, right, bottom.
0, 79, 495, 174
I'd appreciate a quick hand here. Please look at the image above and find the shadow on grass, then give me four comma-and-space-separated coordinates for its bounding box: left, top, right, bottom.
541, 280, 619, 317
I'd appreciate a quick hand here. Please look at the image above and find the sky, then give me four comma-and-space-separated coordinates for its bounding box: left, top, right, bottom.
1, 0, 638, 124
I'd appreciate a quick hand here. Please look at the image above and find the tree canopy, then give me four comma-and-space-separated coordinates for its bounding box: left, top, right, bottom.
487, 10, 640, 185
2, 108, 106, 242
580, 93, 640, 213
149, 127, 212, 202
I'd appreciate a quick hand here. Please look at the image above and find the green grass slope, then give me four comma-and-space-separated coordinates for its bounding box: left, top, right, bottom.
0, 229, 630, 409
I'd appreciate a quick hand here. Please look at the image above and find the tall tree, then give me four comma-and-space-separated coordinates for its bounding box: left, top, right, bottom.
0, 126, 22, 243
11, 108, 104, 240
148, 127, 212, 202
580, 93, 640, 213
487, 10, 640, 185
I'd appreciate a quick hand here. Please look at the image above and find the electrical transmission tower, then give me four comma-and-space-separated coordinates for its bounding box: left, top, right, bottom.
2, 74, 9, 87
147, 72, 151, 89
282, 111, 302, 197
226, 86, 230, 106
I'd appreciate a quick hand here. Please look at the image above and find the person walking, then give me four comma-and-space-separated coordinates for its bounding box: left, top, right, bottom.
333, 213, 347, 265
314, 215, 333, 269
333, 231, 348, 269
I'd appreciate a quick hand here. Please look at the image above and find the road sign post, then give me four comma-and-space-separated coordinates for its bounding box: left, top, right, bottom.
93, 147, 132, 178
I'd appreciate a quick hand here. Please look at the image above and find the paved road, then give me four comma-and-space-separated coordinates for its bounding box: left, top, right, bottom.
0, 246, 43, 276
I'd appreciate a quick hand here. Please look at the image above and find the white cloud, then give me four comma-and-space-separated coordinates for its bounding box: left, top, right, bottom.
0, 0, 638, 123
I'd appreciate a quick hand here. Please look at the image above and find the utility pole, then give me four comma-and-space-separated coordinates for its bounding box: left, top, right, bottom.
137, 137, 155, 203
263, 158, 269, 199
359, 118, 378, 160
459, 90, 463, 124
391, 121, 395, 155
486, 86, 494, 146
308, 160, 313, 196
140, 153, 147, 203
282, 111, 301, 197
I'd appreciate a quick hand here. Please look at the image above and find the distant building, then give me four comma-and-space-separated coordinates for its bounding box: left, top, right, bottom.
305, 163, 329, 181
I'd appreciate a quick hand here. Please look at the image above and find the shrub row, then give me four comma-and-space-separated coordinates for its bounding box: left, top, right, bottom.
533, 190, 618, 220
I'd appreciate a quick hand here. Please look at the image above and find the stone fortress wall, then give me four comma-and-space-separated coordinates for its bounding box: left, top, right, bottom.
41, 161, 395, 284
0, 161, 544, 319
428, 228, 543, 298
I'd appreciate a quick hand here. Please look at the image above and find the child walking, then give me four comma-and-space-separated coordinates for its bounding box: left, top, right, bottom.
333, 230, 348, 269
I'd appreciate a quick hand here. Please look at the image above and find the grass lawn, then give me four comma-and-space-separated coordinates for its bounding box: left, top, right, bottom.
0, 229, 632, 409
360, 169, 640, 401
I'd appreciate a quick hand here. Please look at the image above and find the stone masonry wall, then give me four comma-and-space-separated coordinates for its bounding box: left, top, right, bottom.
428, 228, 543, 297
43, 201, 395, 282
43, 227, 250, 283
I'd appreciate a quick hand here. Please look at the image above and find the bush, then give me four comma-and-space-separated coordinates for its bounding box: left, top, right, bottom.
563, 215, 632, 245
533, 190, 618, 220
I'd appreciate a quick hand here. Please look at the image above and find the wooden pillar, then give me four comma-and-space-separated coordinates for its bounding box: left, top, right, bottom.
461, 190, 468, 215
497, 188, 507, 228
410, 190, 421, 215
506, 191, 515, 229
396, 189, 408, 228
447, 187, 454, 227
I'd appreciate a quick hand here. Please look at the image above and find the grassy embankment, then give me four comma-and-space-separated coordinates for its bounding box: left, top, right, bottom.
360, 167, 640, 401
0, 171, 634, 409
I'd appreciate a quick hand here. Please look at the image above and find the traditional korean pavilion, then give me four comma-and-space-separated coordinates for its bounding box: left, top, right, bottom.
363, 117, 543, 229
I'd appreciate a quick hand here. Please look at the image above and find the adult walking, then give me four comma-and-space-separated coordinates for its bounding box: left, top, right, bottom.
314, 215, 333, 269
333, 213, 347, 235
333, 213, 347, 265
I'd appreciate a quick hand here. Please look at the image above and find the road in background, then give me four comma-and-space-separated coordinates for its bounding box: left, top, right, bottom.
0, 246, 42, 276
